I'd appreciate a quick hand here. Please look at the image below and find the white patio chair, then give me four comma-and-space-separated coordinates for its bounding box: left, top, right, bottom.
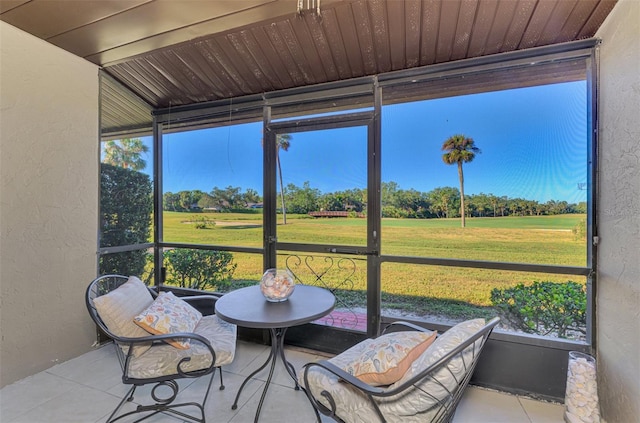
302, 317, 500, 423
86, 274, 237, 423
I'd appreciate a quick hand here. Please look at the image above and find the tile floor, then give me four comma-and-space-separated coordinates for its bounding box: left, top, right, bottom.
0, 340, 565, 423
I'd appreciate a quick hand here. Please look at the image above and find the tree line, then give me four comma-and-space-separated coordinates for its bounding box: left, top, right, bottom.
163, 182, 586, 218
105, 136, 585, 221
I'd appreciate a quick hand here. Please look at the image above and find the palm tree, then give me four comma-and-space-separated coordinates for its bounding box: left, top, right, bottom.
441, 134, 480, 228
103, 138, 149, 171
276, 134, 291, 225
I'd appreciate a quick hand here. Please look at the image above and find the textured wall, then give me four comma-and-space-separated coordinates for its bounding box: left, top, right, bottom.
0, 22, 99, 387
595, 0, 640, 421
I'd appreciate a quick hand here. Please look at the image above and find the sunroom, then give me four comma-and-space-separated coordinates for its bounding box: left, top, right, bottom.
1, 0, 638, 422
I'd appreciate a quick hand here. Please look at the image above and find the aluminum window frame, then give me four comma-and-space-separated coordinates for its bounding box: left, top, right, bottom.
107, 38, 599, 350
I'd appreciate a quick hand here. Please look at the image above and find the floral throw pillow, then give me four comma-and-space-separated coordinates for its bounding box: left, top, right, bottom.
133, 291, 202, 349
331, 330, 437, 386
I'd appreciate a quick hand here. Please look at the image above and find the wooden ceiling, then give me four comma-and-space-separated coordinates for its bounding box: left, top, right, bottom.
1, 0, 617, 131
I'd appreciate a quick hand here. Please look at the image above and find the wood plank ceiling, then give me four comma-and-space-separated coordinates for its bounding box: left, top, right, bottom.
1, 0, 617, 133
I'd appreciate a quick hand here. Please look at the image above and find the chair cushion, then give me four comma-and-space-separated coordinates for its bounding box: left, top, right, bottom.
134, 291, 202, 349
92, 276, 154, 357
384, 318, 487, 416
127, 314, 237, 380
330, 331, 436, 386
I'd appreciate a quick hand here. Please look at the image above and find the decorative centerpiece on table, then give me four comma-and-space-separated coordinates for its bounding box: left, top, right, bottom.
260, 269, 295, 302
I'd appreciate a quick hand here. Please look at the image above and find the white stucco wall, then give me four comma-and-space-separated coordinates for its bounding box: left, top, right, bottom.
595, 0, 640, 421
0, 22, 99, 387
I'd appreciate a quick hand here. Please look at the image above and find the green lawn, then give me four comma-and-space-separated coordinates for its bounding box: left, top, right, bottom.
161, 212, 587, 324
163, 212, 585, 266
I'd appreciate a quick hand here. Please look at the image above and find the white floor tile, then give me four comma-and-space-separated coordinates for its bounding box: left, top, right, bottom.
0, 371, 79, 422
228, 382, 318, 423
47, 344, 123, 391
182, 370, 264, 423
0, 340, 566, 423
520, 396, 565, 423
453, 386, 530, 423
247, 345, 317, 389
224, 340, 270, 377
8, 385, 121, 423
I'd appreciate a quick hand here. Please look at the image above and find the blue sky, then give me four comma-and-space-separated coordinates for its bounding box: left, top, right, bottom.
137, 80, 587, 204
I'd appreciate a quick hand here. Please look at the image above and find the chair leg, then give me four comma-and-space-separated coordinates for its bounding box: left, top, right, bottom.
106, 373, 216, 423
218, 367, 225, 390
127, 385, 137, 402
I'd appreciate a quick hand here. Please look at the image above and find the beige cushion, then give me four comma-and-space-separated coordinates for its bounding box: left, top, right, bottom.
134, 291, 202, 349
92, 276, 154, 357
330, 331, 436, 386
384, 318, 487, 416
127, 314, 237, 380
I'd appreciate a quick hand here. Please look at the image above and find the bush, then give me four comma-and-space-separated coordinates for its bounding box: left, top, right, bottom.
99, 164, 152, 277
164, 248, 237, 291
490, 281, 586, 338
193, 216, 215, 229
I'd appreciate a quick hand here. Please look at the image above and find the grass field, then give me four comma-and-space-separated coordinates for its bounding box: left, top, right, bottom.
161, 211, 588, 326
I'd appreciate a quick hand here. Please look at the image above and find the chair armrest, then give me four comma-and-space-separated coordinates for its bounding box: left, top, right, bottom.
115, 331, 216, 357
181, 294, 221, 303
141, 331, 213, 347
119, 331, 217, 379
183, 294, 220, 317
303, 360, 386, 395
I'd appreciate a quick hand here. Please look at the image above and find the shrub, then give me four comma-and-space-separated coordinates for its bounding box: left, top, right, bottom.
490, 281, 586, 338
99, 164, 152, 277
164, 248, 237, 291
193, 216, 215, 229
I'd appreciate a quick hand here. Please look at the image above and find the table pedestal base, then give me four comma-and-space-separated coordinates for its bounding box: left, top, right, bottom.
232, 328, 317, 422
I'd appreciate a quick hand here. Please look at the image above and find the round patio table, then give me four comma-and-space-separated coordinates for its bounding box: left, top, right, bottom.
214, 284, 335, 422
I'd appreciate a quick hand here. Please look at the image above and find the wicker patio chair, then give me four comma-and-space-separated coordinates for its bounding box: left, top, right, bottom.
86, 274, 237, 423
302, 317, 500, 423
